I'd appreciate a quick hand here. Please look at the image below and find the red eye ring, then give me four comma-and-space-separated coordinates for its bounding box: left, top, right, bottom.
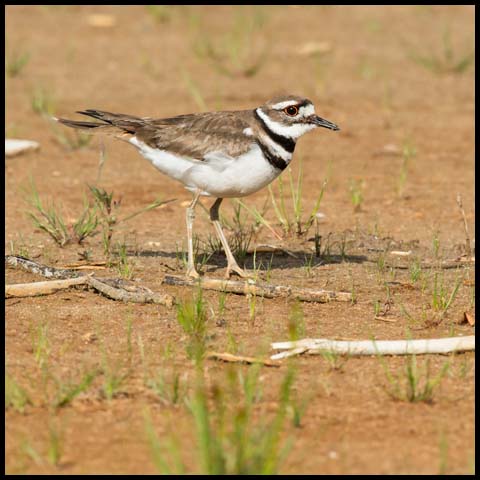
284, 105, 299, 116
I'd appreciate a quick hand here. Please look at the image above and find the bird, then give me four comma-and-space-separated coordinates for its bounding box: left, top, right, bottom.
56, 94, 339, 279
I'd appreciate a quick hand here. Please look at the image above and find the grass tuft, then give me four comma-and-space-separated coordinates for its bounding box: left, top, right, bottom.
269, 160, 328, 237
176, 288, 208, 362
407, 27, 474, 75
144, 363, 297, 474
379, 353, 450, 403
5, 372, 31, 413
5, 49, 30, 77
191, 6, 270, 78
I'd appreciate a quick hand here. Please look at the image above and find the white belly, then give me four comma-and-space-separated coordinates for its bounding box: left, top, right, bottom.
182, 144, 282, 197
130, 138, 284, 198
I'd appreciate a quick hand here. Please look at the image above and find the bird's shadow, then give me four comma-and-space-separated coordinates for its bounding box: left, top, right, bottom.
129, 248, 368, 273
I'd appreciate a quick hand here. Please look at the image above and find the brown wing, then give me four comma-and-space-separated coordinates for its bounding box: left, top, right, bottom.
57, 109, 256, 159
141, 111, 255, 158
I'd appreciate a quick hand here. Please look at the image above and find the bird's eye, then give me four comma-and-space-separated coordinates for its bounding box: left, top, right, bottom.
284, 105, 299, 116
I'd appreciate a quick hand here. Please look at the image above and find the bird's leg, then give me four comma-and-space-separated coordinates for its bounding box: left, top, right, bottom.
186, 191, 201, 279
210, 198, 249, 279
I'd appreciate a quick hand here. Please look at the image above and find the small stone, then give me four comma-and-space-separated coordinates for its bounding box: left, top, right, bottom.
82, 332, 98, 344
87, 14, 116, 28
297, 41, 332, 57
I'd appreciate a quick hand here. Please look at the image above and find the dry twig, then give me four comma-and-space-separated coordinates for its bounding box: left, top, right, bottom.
270, 335, 475, 360
205, 351, 280, 367
5, 255, 174, 306
6, 277, 88, 298
163, 275, 352, 303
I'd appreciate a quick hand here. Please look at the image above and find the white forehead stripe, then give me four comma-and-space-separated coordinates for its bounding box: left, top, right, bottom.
256, 108, 317, 139
299, 104, 315, 116
271, 100, 300, 110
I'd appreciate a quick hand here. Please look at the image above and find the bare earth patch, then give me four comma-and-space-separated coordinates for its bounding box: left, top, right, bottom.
5, 5, 474, 475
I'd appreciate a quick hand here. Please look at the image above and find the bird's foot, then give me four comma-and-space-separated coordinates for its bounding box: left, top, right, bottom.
186, 267, 201, 280
225, 263, 251, 279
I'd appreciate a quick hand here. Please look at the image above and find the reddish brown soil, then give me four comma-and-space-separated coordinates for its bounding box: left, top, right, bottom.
5, 5, 475, 475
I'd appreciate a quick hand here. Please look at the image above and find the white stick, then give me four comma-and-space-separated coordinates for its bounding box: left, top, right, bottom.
5, 139, 40, 157
5, 277, 87, 297
270, 336, 475, 359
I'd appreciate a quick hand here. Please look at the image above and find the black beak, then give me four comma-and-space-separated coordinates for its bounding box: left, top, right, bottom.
310, 115, 340, 131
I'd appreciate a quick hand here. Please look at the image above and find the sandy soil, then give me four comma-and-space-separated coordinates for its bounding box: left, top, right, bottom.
5, 5, 475, 475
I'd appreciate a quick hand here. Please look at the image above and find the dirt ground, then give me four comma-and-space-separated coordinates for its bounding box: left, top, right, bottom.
5, 5, 475, 475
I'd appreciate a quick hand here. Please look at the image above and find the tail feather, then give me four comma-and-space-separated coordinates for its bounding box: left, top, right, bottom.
56, 109, 144, 136
56, 118, 104, 129
55, 117, 120, 136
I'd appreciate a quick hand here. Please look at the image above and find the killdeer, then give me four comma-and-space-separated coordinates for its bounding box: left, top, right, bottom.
57, 95, 339, 278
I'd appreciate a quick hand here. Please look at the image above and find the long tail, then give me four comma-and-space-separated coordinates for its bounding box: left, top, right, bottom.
55, 109, 145, 137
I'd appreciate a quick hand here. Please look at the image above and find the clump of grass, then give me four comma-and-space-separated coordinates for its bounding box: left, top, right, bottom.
192, 6, 270, 78
147, 370, 186, 406
409, 257, 422, 284
21, 418, 64, 467
431, 272, 462, 317
46, 419, 64, 466
146, 5, 172, 23
89, 184, 173, 259
52, 368, 100, 408
269, 160, 328, 237
24, 180, 99, 247
100, 353, 130, 401
379, 353, 450, 403
31, 86, 56, 116
5, 49, 30, 77
176, 289, 208, 362
144, 364, 297, 474
233, 198, 278, 241
25, 181, 70, 247
431, 230, 441, 259
349, 178, 364, 212
115, 241, 135, 279
408, 27, 474, 75
31, 319, 50, 369
438, 431, 449, 475
50, 123, 93, 150
88, 186, 118, 256
73, 196, 100, 244
97, 320, 133, 401
5, 372, 31, 413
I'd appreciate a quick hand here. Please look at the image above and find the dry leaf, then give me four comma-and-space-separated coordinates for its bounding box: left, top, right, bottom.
390, 250, 412, 257
464, 311, 475, 326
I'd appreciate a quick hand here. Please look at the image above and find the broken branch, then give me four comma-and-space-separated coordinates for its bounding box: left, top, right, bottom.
5, 277, 88, 298
205, 351, 280, 367
163, 275, 352, 303
270, 335, 475, 359
5, 255, 174, 306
